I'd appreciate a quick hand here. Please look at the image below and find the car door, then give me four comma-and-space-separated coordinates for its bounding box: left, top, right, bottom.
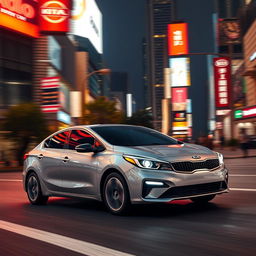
39, 130, 70, 193
60, 129, 100, 196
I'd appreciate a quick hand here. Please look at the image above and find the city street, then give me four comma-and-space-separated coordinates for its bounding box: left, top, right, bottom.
0, 158, 256, 256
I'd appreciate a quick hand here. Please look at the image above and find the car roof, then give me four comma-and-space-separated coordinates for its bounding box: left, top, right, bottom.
66, 124, 145, 129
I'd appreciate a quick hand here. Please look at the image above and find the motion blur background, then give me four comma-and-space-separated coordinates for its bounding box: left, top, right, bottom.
0, 0, 256, 165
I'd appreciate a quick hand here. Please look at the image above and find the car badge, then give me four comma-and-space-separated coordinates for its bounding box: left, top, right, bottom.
192, 155, 201, 159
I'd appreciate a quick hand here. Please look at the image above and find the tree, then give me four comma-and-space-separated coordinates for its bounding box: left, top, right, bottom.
125, 109, 153, 128
2, 103, 48, 166
84, 96, 124, 124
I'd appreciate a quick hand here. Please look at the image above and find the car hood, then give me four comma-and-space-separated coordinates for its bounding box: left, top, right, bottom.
114, 143, 217, 162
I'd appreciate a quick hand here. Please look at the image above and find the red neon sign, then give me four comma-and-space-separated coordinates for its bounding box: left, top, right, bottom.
213, 57, 231, 108
0, 0, 38, 37
39, 0, 71, 34
168, 23, 189, 56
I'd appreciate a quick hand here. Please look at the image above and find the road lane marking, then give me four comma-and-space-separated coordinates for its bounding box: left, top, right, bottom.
230, 188, 256, 192
0, 179, 22, 182
0, 220, 134, 256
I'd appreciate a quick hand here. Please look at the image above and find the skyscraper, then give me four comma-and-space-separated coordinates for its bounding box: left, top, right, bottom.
147, 0, 175, 130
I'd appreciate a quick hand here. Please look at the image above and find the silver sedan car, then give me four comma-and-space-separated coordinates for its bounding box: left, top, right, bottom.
23, 125, 228, 215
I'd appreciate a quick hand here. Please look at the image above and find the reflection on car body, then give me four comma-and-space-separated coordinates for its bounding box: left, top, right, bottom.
23, 125, 228, 215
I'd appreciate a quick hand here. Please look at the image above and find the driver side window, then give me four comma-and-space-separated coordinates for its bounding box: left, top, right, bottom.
68, 130, 95, 150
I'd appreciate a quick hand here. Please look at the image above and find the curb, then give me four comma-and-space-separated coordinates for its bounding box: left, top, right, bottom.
224, 155, 256, 159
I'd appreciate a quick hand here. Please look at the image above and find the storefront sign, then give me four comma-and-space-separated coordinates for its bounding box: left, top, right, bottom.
235, 106, 256, 119
216, 109, 231, 116
169, 58, 191, 87
172, 87, 187, 111
41, 77, 60, 113
168, 23, 189, 56
0, 0, 38, 37
39, 0, 71, 34
213, 57, 231, 108
234, 110, 243, 119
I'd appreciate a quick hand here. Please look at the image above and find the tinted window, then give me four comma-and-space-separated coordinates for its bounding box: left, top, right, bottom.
45, 131, 69, 149
68, 130, 95, 150
91, 126, 178, 146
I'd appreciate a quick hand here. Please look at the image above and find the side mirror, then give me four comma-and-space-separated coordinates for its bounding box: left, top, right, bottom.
75, 143, 94, 153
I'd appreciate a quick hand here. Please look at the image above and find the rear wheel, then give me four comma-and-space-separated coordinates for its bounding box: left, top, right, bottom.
103, 172, 130, 215
191, 194, 215, 204
26, 172, 48, 205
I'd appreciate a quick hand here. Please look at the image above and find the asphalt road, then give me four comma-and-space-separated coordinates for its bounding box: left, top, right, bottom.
0, 158, 256, 256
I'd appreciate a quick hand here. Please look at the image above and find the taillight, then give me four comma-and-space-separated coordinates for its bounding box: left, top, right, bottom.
23, 153, 29, 161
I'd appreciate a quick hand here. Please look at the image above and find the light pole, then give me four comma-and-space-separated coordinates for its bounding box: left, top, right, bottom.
81, 68, 111, 124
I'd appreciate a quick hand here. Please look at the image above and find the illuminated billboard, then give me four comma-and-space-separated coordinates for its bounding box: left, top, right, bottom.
41, 77, 60, 113
213, 57, 231, 108
172, 88, 187, 111
0, 0, 39, 37
172, 111, 188, 131
72, 0, 103, 54
168, 23, 189, 56
39, 0, 71, 34
218, 19, 241, 45
169, 58, 191, 87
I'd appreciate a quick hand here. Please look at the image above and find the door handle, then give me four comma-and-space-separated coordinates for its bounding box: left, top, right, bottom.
38, 154, 44, 160
63, 156, 69, 163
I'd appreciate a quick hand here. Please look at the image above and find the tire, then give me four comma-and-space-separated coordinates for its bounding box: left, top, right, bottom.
102, 172, 130, 215
26, 172, 48, 205
191, 194, 216, 204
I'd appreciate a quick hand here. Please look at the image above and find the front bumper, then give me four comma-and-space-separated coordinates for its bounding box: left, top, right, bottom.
126, 165, 228, 203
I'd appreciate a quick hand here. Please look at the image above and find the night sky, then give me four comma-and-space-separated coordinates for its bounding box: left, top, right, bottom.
96, 0, 147, 110
97, 0, 220, 139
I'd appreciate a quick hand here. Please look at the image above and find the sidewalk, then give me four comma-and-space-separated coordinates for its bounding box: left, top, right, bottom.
215, 147, 256, 159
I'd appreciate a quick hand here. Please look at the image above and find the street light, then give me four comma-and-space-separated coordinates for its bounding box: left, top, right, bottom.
78, 68, 111, 125
71, 68, 111, 124
87, 68, 111, 77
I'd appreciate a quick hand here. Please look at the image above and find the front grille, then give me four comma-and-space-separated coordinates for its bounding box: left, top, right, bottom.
171, 159, 220, 172
160, 181, 227, 199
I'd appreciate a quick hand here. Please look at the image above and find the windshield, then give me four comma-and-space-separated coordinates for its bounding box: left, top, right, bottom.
91, 126, 179, 146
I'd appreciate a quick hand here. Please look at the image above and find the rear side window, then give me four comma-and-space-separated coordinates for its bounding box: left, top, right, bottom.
68, 130, 95, 150
44, 131, 69, 149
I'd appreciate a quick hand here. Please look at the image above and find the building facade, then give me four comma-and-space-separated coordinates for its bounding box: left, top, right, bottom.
147, 0, 174, 130
234, 18, 256, 136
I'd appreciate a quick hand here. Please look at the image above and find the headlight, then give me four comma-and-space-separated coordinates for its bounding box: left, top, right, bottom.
123, 155, 172, 170
216, 152, 224, 166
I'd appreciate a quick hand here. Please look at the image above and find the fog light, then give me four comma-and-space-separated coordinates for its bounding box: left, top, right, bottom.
145, 181, 164, 186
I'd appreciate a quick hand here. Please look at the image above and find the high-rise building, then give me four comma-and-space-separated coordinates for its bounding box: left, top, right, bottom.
147, 0, 175, 130
216, 0, 245, 18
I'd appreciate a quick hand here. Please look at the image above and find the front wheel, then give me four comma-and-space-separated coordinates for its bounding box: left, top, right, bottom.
103, 172, 130, 215
26, 172, 48, 205
191, 194, 216, 204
